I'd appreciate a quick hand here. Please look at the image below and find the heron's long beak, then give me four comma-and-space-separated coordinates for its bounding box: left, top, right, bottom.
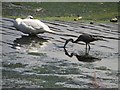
64, 40, 70, 48
64, 38, 74, 48
64, 38, 73, 48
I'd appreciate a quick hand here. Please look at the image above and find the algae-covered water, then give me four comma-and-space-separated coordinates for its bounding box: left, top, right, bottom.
1, 17, 119, 88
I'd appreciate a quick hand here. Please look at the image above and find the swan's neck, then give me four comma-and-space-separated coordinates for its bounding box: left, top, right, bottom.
16, 18, 22, 25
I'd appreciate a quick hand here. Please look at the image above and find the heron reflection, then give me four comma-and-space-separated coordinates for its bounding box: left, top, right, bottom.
64, 48, 101, 62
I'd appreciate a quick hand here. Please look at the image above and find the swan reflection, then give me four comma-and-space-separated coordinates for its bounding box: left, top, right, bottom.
64, 48, 101, 62
13, 35, 48, 54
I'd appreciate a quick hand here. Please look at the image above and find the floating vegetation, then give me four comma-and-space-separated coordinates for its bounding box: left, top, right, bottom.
2, 62, 27, 69
95, 66, 111, 71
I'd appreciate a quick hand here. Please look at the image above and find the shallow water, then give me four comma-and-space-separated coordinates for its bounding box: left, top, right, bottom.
1, 18, 119, 88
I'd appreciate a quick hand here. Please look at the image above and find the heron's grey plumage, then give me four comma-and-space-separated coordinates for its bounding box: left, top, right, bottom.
64, 34, 102, 53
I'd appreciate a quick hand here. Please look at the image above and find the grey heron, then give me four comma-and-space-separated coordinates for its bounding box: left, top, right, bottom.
64, 34, 102, 53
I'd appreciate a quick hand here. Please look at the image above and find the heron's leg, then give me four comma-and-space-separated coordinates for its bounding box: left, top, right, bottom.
85, 43, 88, 54
88, 44, 90, 53
86, 43, 87, 49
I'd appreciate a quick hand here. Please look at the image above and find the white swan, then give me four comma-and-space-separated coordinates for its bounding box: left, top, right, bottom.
14, 16, 54, 35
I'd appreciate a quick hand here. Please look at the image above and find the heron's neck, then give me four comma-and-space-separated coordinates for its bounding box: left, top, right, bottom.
73, 38, 80, 43
69, 39, 74, 43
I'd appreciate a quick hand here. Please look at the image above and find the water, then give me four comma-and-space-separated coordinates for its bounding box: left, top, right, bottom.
1, 18, 119, 88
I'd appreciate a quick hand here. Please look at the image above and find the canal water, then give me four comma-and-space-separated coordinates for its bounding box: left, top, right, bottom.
1, 18, 119, 88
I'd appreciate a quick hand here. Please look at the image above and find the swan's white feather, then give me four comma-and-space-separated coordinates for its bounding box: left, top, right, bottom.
14, 17, 54, 35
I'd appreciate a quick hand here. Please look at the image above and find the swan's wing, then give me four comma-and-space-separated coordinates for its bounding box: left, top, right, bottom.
22, 19, 43, 30
33, 20, 54, 33
20, 19, 54, 33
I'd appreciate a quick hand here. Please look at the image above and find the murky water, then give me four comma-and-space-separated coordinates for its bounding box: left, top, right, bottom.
1, 18, 119, 88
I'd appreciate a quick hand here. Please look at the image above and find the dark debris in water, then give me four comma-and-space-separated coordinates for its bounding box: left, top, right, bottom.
27, 52, 47, 56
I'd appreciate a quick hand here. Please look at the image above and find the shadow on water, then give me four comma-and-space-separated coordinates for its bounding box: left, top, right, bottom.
13, 35, 48, 45
64, 48, 101, 62
12, 35, 48, 56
